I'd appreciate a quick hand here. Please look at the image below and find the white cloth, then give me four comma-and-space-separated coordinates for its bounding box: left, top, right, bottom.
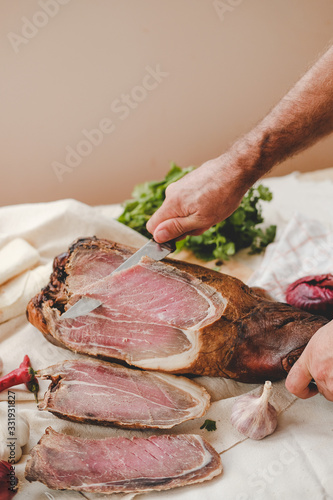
248, 212, 333, 301
0, 239, 40, 286
0, 174, 332, 500
0, 263, 53, 323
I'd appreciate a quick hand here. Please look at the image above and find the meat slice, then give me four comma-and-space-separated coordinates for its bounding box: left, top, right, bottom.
25, 427, 222, 493
27, 237, 328, 382
37, 358, 210, 428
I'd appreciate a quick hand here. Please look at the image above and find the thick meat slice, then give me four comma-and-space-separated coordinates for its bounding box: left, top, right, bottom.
37, 358, 210, 428
25, 427, 222, 493
27, 238, 328, 382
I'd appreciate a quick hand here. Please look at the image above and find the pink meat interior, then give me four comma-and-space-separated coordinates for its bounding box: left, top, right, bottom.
33, 430, 212, 489
43, 360, 200, 425
55, 253, 224, 361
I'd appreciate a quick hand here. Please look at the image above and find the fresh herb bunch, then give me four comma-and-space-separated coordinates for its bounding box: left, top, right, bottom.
118, 163, 193, 238
118, 163, 276, 261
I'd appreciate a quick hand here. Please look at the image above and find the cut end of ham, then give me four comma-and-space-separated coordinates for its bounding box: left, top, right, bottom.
27, 238, 228, 373
37, 358, 210, 429
27, 237, 328, 382
25, 427, 223, 494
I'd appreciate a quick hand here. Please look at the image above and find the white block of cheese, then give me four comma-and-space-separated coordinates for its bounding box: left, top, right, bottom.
0, 238, 40, 285
0, 262, 52, 323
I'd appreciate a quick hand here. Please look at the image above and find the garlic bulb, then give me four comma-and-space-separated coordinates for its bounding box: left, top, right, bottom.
230, 381, 278, 440
0, 403, 30, 462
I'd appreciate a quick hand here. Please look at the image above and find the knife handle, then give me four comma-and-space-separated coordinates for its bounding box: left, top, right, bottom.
308, 379, 317, 390
159, 239, 177, 253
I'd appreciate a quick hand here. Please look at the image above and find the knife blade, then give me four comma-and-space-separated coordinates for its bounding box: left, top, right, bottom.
60, 238, 176, 320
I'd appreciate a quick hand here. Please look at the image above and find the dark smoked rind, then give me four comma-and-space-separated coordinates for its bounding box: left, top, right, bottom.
26, 237, 329, 382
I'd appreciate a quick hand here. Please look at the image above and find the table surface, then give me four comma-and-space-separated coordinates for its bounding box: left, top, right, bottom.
1, 168, 333, 500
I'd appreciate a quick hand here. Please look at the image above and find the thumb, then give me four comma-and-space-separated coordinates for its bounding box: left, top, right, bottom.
146, 201, 177, 237
153, 216, 200, 243
285, 356, 318, 399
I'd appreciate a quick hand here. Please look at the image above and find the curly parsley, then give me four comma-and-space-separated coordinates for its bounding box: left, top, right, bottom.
118, 163, 276, 261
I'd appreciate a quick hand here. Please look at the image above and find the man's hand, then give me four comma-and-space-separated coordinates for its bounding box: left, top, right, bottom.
147, 45, 333, 244
285, 320, 333, 401
146, 156, 250, 243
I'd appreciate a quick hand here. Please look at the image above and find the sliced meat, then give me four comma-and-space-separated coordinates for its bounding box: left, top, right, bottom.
66, 244, 127, 292
44, 255, 225, 369
25, 427, 222, 493
80, 256, 225, 329
37, 358, 210, 428
27, 237, 328, 382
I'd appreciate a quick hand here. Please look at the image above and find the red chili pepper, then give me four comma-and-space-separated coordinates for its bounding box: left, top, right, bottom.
0, 461, 18, 499
0, 355, 39, 403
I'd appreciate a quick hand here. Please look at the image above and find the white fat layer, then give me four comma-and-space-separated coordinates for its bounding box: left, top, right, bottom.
129, 329, 200, 371
74, 436, 216, 489
190, 286, 226, 330
148, 372, 210, 415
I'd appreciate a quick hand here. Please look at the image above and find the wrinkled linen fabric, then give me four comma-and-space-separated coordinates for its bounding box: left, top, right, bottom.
248, 212, 333, 301
0, 169, 333, 499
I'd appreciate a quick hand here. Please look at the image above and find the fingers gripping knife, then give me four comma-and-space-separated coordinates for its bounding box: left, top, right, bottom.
60, 239, 176, 320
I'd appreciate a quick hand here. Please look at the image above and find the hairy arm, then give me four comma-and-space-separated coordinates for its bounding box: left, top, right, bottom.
242, 43, 333, 182
147, 44, 333, 243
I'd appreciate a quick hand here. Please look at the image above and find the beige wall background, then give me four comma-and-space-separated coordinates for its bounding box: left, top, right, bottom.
1, 0, 333, 207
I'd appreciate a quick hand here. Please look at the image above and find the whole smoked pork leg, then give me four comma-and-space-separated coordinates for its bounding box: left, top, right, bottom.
27, 238, 328, 382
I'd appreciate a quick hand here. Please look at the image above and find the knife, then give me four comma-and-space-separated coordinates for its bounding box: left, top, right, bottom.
60, 238, 176, 320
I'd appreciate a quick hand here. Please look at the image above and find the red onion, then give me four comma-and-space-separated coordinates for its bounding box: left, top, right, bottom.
286, 274, 333, 319
0, 461, 17, 500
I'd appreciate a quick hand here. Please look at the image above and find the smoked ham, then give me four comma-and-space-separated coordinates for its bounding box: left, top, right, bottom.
37, 358, 210, 428
25, 427, 222, 493
27, 237, 328, 382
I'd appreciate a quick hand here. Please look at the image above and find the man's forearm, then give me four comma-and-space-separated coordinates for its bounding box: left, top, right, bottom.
224, 44, 333, 188
147, 45, 333, 244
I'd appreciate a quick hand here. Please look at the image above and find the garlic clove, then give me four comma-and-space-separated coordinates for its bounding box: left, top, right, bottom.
230, 381, 278, 440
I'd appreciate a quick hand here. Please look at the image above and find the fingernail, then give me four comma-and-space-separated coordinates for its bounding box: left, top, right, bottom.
154, 229, 170, 243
